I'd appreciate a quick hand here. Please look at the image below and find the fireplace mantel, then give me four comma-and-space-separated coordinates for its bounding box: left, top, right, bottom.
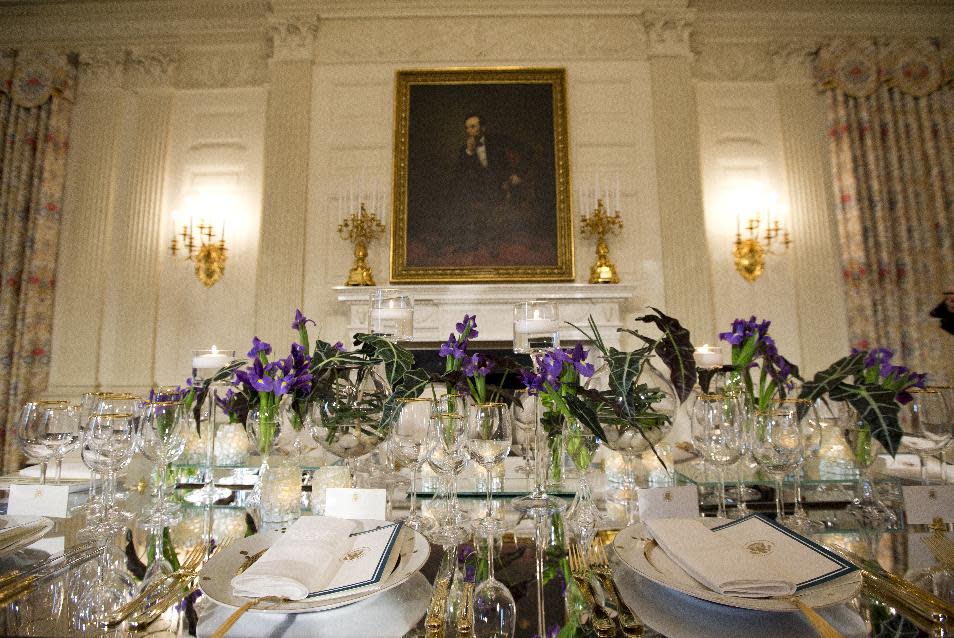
335, 283, 639, 346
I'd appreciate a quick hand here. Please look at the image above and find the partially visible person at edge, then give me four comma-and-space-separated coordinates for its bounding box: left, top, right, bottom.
930, 286, 954, 336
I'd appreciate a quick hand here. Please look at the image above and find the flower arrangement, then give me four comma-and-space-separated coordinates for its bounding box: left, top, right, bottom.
718, 315, 797, 411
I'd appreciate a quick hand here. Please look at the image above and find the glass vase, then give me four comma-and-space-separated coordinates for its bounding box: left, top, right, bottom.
845, 423, 897, 559
245, 406, 283, 509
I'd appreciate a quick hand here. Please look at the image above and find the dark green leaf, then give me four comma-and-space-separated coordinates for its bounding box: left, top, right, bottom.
606, 346, 653, 418
353, 333, 415, 388
795, 351, 866, 419
830, 381, 903, 455
633, 307, 697, 403
380, 368, 433, 430
564, 393, 607, 442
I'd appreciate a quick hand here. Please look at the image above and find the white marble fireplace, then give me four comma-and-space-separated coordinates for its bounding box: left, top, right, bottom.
335, 283, 640, 347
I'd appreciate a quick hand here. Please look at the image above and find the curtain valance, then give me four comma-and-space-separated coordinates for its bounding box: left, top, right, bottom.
814, 39, 953, 98
0, 50, 76, 107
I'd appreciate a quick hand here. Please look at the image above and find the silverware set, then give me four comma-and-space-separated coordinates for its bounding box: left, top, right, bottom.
0, 540, 105, 607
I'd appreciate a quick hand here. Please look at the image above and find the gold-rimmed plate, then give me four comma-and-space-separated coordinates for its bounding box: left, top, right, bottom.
612, 520, 862, 612
198, 524, 429, 614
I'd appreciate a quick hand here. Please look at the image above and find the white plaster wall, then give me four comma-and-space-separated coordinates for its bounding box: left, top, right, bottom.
695, 82, 802, 365
153, 88, 266, 385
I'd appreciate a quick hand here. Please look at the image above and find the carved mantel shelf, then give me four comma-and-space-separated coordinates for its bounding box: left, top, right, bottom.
335, 283, 639, 347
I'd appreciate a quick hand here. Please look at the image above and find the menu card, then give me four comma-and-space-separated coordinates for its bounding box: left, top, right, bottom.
711, 514, 857, 591
310, 521, 406, 599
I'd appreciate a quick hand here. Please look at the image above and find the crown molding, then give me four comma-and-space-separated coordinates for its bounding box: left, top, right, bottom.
272, 0, 685, 19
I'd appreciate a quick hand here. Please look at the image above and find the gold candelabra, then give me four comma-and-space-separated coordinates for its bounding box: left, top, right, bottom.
170, 219, 227, 287
733, 209, 792, 283
338, 202, 385, 286
580, 199, 623, 284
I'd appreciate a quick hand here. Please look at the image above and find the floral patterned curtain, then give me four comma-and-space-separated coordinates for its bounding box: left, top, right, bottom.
815, 39, 954, 383
0, 50, 76, 472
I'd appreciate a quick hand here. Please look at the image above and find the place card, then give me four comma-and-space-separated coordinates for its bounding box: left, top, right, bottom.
324, 488, 387, 520
637, 485, 699, 521
7, 483, 70, 518
902, 485, 954, 525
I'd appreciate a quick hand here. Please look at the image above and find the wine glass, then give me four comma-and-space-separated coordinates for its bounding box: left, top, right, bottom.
901, 388, 952, 484
15, 401, 77, 484
391, 397, 435, 533
466, 402, 512, 535
426, 411, 470, 546
138, 401, 188, 526
510, 389, 536, 483
690, 393, 742, 519
85, 412, 137, 533
752, 408, 803, 525
473, 532, 516, 638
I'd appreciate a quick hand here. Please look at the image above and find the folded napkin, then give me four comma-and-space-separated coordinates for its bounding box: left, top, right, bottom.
18, 462, 90, 480
645, 518, 796, 598
231, 516, 358, 600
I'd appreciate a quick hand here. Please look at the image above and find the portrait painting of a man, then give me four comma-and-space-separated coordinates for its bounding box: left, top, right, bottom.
391, 68, 573, 283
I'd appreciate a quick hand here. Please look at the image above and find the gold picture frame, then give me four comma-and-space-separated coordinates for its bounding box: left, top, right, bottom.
390, 67, 574, 283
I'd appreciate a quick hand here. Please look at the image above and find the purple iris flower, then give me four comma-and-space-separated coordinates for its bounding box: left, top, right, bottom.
463, 353, 494, 378
565, 342, 595, 377
291, 309, 315, 331
333, 341, 345, 352
439, 333, 467, 360
247, 336, 272, 359
519, 368, 545, 394
455, 314, 478, 339
247, 358, 274, 392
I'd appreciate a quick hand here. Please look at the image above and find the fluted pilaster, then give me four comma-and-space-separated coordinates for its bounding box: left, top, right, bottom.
252, 15, 316, 350
775, 48, 850, 373
46, 50, 129, 397
643, 10, 715, 341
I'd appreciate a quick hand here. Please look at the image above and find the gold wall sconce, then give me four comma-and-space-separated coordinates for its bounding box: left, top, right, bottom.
733, 197, 792, 283
169, 202, 228, 287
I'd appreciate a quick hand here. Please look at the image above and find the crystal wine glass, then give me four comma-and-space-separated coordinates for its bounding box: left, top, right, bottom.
901, 388, 952, 484
138, 401, 188, 527
85, 412, 137, 533
691, 393, 742, 519
777, 398, 825, 532
752, 408, 803, 525
466, 402, 512, 535
473, 531, 516, 638
15, 401, 76, 484
391, 397, 435, 533
426, 411, 470, 546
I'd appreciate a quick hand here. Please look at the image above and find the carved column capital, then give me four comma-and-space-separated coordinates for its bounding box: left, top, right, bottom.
269, 15, 318, 62
126, 47, 178, 88
641, 8, 695, 59
771, 40, 822, 84
76, 47, 127, 93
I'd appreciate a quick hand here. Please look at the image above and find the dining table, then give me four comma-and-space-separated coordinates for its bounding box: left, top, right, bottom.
0, 452, 951, 638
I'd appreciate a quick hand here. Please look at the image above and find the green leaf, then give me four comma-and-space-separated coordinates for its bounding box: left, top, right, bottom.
796, 351, 866, 419
633, 307, 697, 403
830, 381, 903, 455
353, 333, 415, 389
380, 368, 433, 429
564, 393, 607, 442
606, 345, 654, 418
312, 339, 370, 369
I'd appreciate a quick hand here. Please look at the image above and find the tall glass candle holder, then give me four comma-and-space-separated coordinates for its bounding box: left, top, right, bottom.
185, 348, 235, 506
368, 289, 413, 341
513, 301, 559, 354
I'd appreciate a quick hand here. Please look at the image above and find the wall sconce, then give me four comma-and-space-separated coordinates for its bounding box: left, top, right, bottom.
732, 193, 792, 283
169, 194, 229, 287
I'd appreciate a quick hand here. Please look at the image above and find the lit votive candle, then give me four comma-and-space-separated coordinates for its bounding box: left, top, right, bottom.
368, 289, 414, 341
192, 346, 232, 379
693, 344, 722, 368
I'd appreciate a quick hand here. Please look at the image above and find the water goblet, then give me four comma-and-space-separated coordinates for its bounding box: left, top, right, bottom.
15, 400, 77, 484
777, 398, 825, 532
86, 412, 137, 533
391, 397, 435, 533
426, 412, 470, 546
139, 401, 188, 527
901, 388, 952, 484
466, 402, 512, 535
690, 393, 742, 519
752, 408, 803, 525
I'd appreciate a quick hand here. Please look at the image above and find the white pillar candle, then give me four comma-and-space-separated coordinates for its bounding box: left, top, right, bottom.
514, 318, 560, 333
370, 307, 412, 321
192, 347, 230, 370
693, 344, 723, 368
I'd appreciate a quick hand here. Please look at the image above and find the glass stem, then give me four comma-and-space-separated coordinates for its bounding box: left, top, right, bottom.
736, 461, 748, 512
794, 472, 806, 517
774, 477, 785, 520
451, 472, 460, 521
487, 533, 495, 581
920, 454, 929, 485
54, 457, 63, 484
717, 466, 727, 519
409, 467, 418, 515
486, 466, 494, 520
158, 463, 167, 513
39, 461, 48, 485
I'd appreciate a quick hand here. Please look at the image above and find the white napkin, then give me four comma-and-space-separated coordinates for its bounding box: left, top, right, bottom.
231, 516, 358, 601
646, 518, 796, 598
18, 462, 90, 480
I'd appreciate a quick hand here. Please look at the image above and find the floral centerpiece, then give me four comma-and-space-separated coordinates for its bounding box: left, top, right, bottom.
718, 315, 797, 411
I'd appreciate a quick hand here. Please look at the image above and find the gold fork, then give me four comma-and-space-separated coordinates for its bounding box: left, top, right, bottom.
589, 538, 644, 637
568, 543, 616, 637
923, 518, 954, 569
103, 542, 210, 628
